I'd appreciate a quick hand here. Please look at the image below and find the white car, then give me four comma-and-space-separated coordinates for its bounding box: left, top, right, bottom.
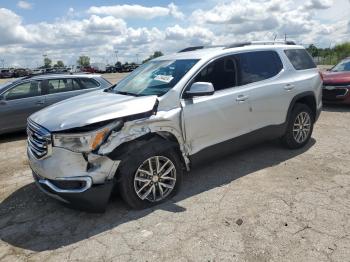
27, 41, 322, 212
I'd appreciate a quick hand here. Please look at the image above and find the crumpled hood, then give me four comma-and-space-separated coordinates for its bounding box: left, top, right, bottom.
30, 90, 158, 132
322, 71, 350, 84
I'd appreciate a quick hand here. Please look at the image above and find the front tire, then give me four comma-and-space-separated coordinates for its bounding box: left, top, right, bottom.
281, 103, 314, 149
117, 141, 183, 209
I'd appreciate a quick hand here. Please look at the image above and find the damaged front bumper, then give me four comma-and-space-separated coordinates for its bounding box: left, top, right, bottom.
27, 147, 120, 212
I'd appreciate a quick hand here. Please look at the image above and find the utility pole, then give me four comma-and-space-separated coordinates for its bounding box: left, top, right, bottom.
284, 33, 287, 41
136, 53, 139, 64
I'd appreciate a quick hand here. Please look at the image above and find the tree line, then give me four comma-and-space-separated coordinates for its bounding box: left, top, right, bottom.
306, 42, 350, 65
41, 51, 165, 69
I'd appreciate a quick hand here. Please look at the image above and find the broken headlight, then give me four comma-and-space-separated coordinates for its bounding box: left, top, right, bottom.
52, 120, 123, 153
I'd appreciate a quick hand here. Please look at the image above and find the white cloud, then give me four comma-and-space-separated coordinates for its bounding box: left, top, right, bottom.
0, 1, 349, 67
165, 25, 215, 45
87, 2, 184, 20
305, 0, 333, 9
0, 8, 33, 45
17, 1, 32, 10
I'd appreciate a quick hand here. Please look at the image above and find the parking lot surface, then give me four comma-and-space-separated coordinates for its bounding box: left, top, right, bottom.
0, 74, 349, 261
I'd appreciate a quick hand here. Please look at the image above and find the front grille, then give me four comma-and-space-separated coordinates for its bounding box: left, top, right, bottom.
27, 119, 51, 159
322, 87, 348, 100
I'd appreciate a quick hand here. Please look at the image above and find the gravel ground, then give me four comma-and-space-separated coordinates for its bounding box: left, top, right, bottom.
0, 73, 349, 261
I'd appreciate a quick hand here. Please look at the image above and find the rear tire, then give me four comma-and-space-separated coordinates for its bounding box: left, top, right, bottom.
281, 103, 314, 149
117, 140, 183, 209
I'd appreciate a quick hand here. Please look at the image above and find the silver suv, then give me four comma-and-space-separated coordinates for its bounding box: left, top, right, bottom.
27, 41, 322, 212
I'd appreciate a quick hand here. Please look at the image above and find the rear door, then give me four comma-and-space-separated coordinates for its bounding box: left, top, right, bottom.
234, 50, 294, 130
0, 80, 45, 132
43, 78, 85, 106
43, 78, 102, 106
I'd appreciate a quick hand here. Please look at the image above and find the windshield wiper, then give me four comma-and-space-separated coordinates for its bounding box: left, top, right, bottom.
103, 85, 139, 96
114, 90, 139, 97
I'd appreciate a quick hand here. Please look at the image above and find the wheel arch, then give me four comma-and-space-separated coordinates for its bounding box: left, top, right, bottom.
107, 131, 189, 171
286, 91, 317, 122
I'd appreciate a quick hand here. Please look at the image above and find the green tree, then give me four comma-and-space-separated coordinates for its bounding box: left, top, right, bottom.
44, 57, 52, 68
77, 56, 90, 67
306, 44, 318, 57
142, 51, 164, 63
333, 42, 350, 61
55, 60, 64, 67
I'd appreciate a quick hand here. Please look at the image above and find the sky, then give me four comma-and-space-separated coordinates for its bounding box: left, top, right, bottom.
0, 0, 349, 68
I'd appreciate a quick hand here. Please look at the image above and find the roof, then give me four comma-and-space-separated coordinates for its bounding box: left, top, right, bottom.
154, 43, 304, 62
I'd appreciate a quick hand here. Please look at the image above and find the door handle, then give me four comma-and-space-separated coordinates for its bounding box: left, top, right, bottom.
284, 84, 295, 91
236, 95, 249, 102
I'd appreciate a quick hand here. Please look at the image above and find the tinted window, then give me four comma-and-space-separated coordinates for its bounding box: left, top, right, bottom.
47, 79, 80, 94
284, 49, 316, 70
194, 56, 237, 91
79, 78, 100, 89
4, 81, 41, 100
236, 51, 283, 85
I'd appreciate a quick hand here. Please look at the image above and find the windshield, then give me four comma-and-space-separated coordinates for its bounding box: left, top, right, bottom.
111, 59, 199, 96
331, 60, 350, 72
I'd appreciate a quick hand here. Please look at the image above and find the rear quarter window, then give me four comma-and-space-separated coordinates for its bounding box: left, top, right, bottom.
284, 49, 316, 70
79, 78, 100, 89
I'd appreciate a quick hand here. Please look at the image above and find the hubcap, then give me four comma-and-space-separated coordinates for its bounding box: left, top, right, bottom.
293, 112, 311, 144
134, 156, 176, 202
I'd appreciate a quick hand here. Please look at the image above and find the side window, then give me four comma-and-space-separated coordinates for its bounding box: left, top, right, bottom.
194, 56, 237, 91
4, 81, 41, 100
47, 79, 80, 94
235, 51, 283, 86
79, 78, 100, 89
284, 49, 316, 70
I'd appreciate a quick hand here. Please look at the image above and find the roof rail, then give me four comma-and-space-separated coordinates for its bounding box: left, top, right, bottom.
178, 46, 204, 52
19, 72, 74, 80
250, 40, 296, 45
224, 40, 296, 49
178, 45, 224, 53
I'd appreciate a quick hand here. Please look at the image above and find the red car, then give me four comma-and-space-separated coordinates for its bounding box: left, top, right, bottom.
81, 66, 96, 74
322, 58, 350, 104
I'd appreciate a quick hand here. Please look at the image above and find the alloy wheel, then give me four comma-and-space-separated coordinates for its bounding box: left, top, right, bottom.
134, 156, 176, 202
293, 112, 311, 144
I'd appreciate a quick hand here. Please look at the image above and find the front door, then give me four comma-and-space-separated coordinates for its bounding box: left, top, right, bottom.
181, 55, 252, 155
0, 80, 45, 132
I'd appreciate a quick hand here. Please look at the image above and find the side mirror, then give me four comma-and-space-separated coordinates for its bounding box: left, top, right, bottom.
185, 82, 215, 98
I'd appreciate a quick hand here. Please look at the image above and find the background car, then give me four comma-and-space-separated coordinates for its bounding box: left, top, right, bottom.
322, 58, 350, 104
0, 69, 14, 78
0, 74, 112, 134
13, 68, 30, 78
